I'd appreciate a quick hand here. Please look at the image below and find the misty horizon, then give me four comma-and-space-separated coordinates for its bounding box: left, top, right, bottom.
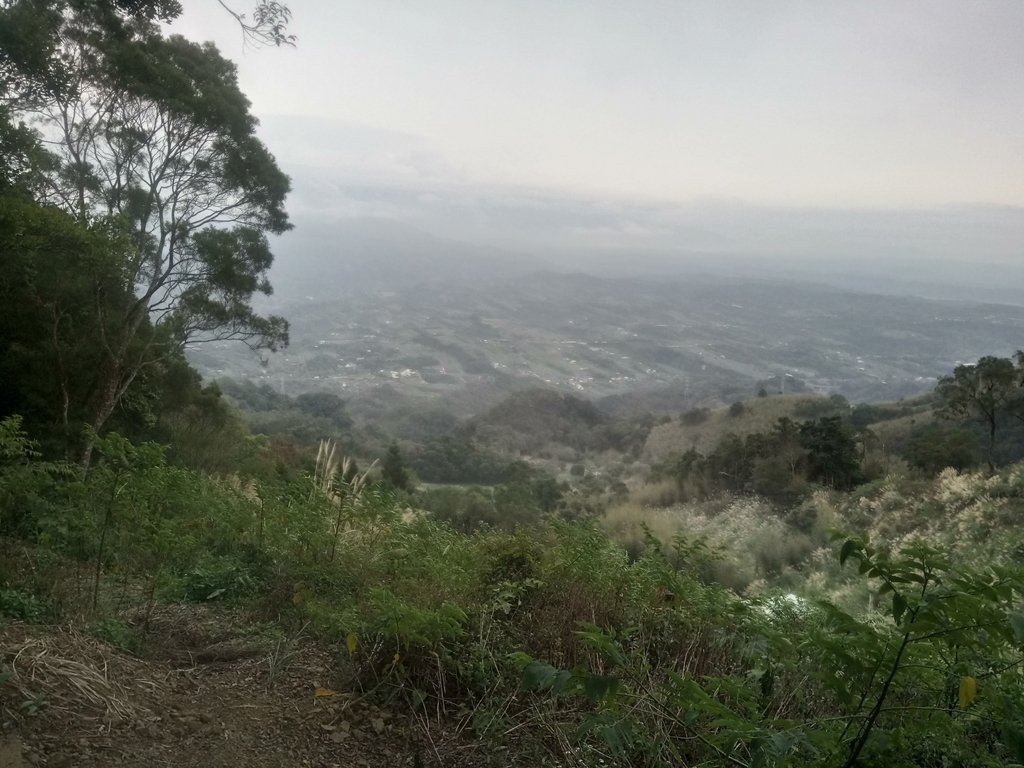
164, 0, 1024, 298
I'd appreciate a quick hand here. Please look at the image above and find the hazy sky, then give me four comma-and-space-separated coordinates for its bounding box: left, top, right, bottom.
175, 0, 1023, 210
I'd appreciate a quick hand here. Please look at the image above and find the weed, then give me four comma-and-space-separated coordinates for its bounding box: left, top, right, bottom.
265, 622, 308, 687
90, 618, 143, 653
0, 587, 53, 622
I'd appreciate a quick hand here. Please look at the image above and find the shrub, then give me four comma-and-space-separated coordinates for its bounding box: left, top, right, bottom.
0, 587, 53, 622
90, 618, 143, 652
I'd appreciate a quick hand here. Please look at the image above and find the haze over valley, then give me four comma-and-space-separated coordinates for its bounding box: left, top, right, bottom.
194, 268, 1024, 422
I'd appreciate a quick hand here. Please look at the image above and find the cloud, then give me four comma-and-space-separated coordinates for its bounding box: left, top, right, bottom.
179, 0, 1024, 209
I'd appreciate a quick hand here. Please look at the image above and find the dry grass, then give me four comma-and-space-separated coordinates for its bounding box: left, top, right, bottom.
630, 478, 680, 508
602, 496, 820, 593
867, 409, 934, 450
2, 626, 149, 723
644, 394, 831, 462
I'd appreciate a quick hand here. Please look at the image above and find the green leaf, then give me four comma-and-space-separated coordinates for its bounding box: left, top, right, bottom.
1002, 722, 1024, 762
839, 539, 856, 565
599, 720, 630, 754
1009, 612, 1024, 643
769, 731, 797, 756
582, 674, 619, 702
892, 593, 907, 625
508, 651, 533, 668
521, 661, 558, 691
551, 670, 574, 695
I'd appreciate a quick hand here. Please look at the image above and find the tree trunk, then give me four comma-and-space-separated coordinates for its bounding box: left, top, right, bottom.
987, 417, 997, 475
80, 364, 122, 469
80, 306, 148, 469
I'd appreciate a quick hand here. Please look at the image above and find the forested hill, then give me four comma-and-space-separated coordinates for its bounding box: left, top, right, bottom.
467, 389, 607, 452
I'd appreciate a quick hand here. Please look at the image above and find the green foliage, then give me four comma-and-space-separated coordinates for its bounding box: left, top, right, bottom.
408, 434, 514, 485
936, 355, 1023, 472
905, 422, 979, 473
798, 416, 862, 489
416, 486, 497, 532
0, 586, 53, 622
1, 0, 294, 463
0, 199, 130, 452
681, 406, 711, 425
471, 389, 608, 453
793, 393, 849, 419
1, 350, 1024, 768
516, 536, 1024, 767
366, 588, 468, 649
0, 415, 38, 463
381, 443, 412, 492
294, 392, 353, 429
849, 399, 929, 429
177, 556, 261, 603
90, 618, 142, 653
220, 380, 356, 460
0, 416, 74, 538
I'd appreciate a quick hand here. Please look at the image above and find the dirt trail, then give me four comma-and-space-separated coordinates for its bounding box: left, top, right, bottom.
0, 607, 476, 768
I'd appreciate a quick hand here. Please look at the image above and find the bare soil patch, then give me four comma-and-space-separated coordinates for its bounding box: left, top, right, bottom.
0, 606, 505, 768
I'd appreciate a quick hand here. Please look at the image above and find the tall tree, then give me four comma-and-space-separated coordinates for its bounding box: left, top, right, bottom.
936, 356, 1019, 473
0, 197, 133, 452
798, 416, 862, 490
381, 443, 412, 492
2, 1, 293, 463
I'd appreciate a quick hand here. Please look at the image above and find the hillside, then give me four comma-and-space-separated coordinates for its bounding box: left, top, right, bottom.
644, 394, 839, 460
5, 415, 1024, 767
467, 388, 608, 454
643, 392, 935, 464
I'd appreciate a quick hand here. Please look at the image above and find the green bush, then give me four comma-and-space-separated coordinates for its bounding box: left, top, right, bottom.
516, 536, 1024, 767
2, 412, 1023, 768
176, 556, 262, 603
0, 586, 54, 622
90, 618, 143, 652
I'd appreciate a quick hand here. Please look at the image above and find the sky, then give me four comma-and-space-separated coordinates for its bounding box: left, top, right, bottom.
170, 0, 1024, 278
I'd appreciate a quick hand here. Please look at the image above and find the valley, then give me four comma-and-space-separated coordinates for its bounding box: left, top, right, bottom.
191, 271, 1024, 419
